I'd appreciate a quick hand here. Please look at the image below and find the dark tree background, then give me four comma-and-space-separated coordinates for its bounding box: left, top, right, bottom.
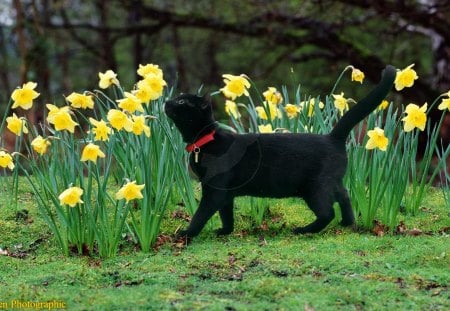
1, 0, 449, 148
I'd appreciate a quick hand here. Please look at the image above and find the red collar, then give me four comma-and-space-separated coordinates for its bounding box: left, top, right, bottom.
185, 130, 216, 152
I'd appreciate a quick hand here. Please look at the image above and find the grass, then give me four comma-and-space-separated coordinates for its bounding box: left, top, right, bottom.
0, 179, 449, 310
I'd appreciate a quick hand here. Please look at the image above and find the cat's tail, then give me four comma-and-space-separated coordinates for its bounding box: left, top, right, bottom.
329, 65, 396, 141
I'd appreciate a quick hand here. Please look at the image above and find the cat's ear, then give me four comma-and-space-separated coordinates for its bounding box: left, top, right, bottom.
195, 89, 210, 110
199, 94, 211, 110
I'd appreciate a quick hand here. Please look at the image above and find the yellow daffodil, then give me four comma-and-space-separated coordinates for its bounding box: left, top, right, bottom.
115, 181, 145, 202
6, 113, 28, 136
365, 127, 389, 151
89, 118, 112, 141
225, 100, 241, 119
46, 104, 71, 124
0, 151, 14, 170
137, 63, 163, 79
258, 124, 273, 133
220, 74, 251, 100
351, 68, 365, 83
263, 87, 283, 105
395, 64, 418, 91
11, 82, 40, 110
332, 92, 349, 116
299, 99, 324, 117
402, 103, 427, 132
438, 98, 450, 111
117, 92, 144, 114
131, 115, 151, 137
66, 92, 94, 109
81, 143, 106, 163
285, 104, 300, 119
98, 70, 119, 89
49, 109, 78, 133
255, 103, 279, 121
107, 109, 133, 131
378, 100, 389, 111
255, 106, 265, 119
31, 136, 51, 155
137, 74, 167, 101
133, 83, 153, 104
58, 186, 83, 207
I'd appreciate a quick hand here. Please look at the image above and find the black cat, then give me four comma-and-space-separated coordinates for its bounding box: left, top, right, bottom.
165, 65, 396, 238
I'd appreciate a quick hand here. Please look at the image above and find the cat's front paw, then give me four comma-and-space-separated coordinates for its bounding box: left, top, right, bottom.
176, 229, 190, 238
173, 230, 192, 247
215, 227, 233, 236
175, 229, 193, 239
175, 228, 199, 239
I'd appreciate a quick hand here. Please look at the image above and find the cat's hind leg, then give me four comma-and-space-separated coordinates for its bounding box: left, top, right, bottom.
293, 190, 335, 234
216, 200, 234, 236
335, 184, 355, 227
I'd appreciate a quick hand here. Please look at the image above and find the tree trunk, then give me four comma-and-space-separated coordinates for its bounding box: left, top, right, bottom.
13, 0, 28, 84
0, 27, 11, 98
128, 0, 143, 81
96, 0, 117, 70
29, 0, 50, 126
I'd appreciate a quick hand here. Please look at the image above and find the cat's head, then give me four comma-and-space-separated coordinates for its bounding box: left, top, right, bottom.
165, 93, 215, 143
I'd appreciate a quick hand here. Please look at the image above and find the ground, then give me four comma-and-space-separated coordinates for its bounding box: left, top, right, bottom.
0, 184, 449, 310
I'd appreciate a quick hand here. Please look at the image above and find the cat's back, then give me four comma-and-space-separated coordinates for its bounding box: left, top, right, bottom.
242, 132, 339, 156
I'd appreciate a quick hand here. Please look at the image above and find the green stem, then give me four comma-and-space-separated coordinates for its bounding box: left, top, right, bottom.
330, 66, 353, 95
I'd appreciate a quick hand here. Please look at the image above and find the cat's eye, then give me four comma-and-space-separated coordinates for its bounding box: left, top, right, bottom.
177, 99, 186, 105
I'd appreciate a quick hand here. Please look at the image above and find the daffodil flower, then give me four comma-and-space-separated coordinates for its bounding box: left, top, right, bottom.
225, 100, 241, 119
115, 181, 145, 202
299, 99, 324, 117
377, 100, 389, 111
131, 115, 151, 137
0, 151, 14, 170
81, 143, 106, 163
66, 92, 94, 109
256, 103, 279, 121
59, 186, 84, 207
107, 109, 133, 132
438, 98, 450, 111
137, 63, 163, 79
332, 92, 349, 116
285, 104, 300, 119
46, 104, 71, 124
133, 83, 153, 104
49, 109, 78, 133
89, 118, 112, 141
263, 87, 283, 105
11, 82, 40, 110
117, 92, 144, 114
31, 136, 51, 155
402, 103, 427, 132
351, 68, 365, 83
6, 113, 28, 136
137, 74, 167, 101
258, 124, 273, 133
365, 127, 389, 151
98, 70, 119, 89
220, 74, 251, 100
395, 64, 418, 91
